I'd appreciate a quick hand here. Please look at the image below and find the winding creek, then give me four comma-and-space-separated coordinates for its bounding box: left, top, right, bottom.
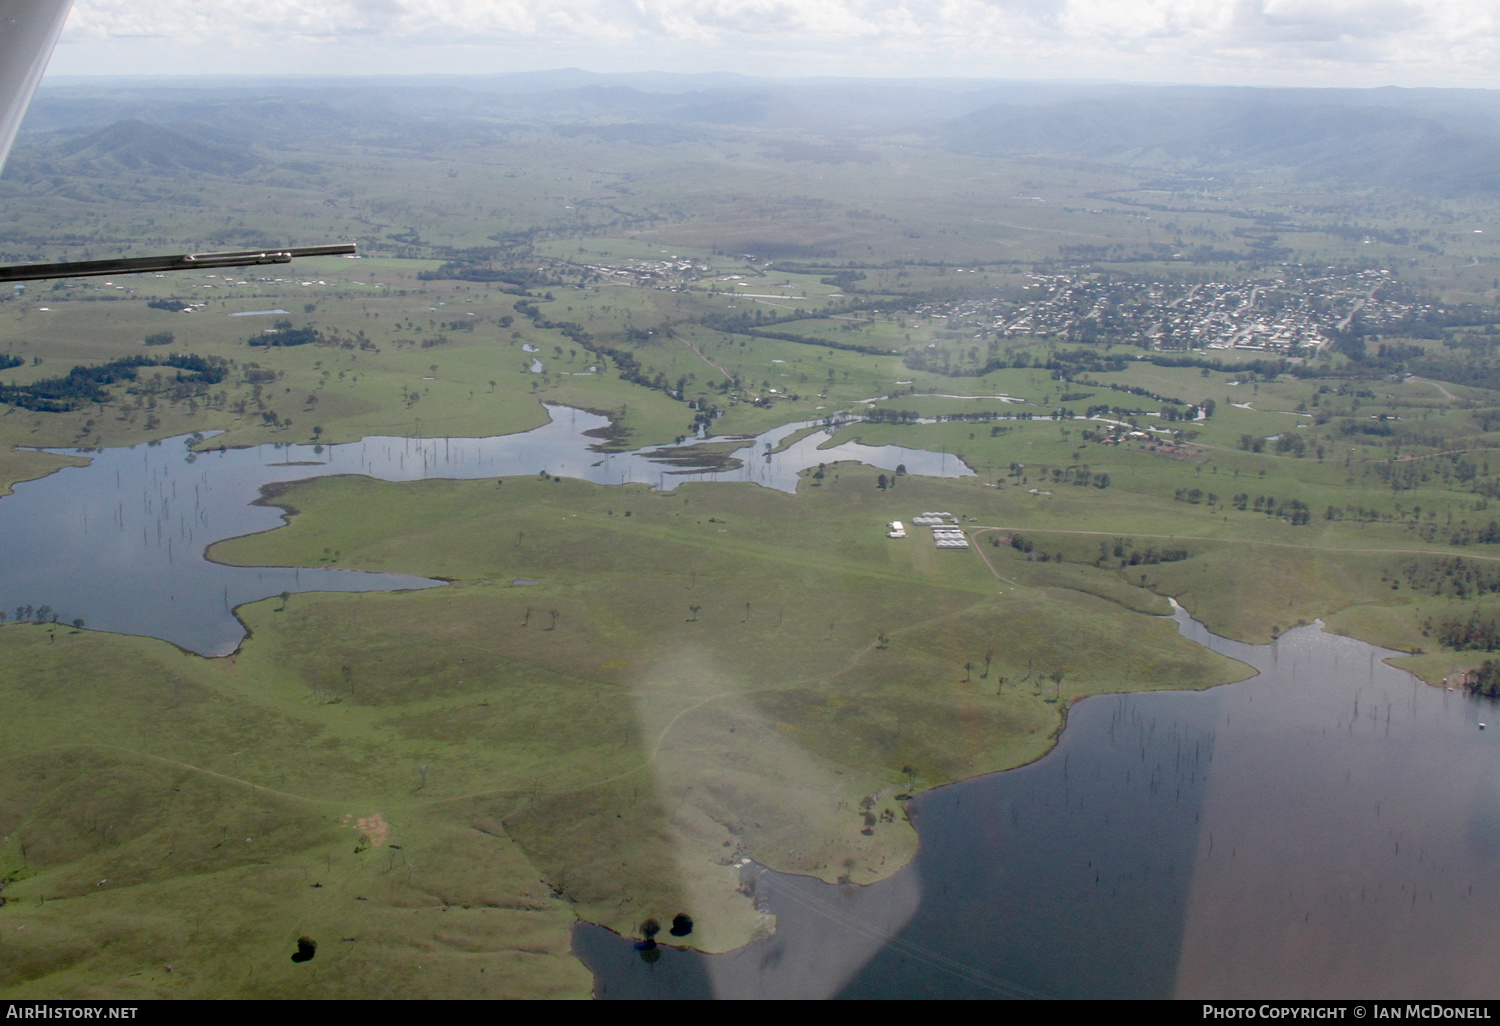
575, 608, 1500, 999
0, 403, 969, 655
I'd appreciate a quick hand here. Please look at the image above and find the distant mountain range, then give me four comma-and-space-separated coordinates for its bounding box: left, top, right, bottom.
12, 74, 1500, 194
932, 89, 1500, 194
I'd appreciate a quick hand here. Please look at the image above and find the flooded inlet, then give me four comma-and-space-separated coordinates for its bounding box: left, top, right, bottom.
0, 404, 969, 655
576, 609, 1500, 999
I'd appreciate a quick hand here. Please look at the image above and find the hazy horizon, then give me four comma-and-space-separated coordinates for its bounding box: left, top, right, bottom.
44, 1, 1500, 91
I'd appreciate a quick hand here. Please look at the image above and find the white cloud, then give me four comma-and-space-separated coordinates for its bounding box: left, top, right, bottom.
46, 0, 1500, 87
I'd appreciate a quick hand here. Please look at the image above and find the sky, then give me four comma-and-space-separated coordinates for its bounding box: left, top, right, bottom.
43, 0, 1500, 90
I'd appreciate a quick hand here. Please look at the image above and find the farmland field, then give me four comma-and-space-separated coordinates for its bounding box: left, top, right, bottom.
8, 75, 1500, 997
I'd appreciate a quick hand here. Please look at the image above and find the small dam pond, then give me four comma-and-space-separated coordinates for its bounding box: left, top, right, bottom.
574, 608, 1500, 999
1, 404, 969, 655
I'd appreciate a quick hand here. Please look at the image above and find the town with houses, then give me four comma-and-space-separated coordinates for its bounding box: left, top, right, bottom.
570, 253, 1442, 360
912, 268, 1432, 354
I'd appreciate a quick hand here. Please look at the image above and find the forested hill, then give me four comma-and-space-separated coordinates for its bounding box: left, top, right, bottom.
932, 89, 1500, 195
15, 76, 1500, 194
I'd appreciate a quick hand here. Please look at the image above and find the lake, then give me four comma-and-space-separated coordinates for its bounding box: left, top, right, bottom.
574, 606, 1500, 999
0, 404, 970, 655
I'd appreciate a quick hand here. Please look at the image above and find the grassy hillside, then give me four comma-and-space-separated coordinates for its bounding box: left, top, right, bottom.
9, 76, 1500, 996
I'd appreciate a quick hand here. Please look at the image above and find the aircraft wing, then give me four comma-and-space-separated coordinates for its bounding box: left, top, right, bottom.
0, 0, 74, 174
0, 0, 356, 281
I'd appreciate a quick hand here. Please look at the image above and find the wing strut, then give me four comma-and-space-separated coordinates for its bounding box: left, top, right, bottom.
0, 243, 358, 284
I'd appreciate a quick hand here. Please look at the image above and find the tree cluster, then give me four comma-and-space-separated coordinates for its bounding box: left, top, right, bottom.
248, 320, 321, 347
0, 353, 227, 412
1398, 557, 1500, 600
1432, 612, 1500, 652
1468, 660, 1500, 698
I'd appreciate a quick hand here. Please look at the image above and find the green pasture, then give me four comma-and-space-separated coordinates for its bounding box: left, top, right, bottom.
12, 90, 1500, 998
2, 469, 1248, 995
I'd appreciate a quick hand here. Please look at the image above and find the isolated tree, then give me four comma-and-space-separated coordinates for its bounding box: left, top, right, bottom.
687, 604, 701, 622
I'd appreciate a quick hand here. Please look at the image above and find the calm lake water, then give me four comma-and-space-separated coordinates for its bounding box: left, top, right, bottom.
2, 404, 969, 655
574, 607, 1500, 999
